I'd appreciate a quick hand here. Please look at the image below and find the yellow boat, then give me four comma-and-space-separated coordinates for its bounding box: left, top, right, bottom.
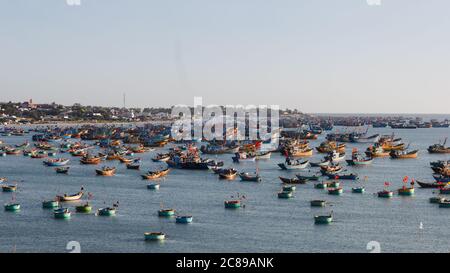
382, 142, 405, 151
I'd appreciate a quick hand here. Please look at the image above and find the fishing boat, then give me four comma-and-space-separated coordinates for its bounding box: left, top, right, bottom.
126, 162, 140, 170
326, 151, 346, 163
141, 168, 170, 179
4, 203, 20, 212
310, 159, 331, 167
430, 196, 444, 204
314, 214, 333, 224
416, 180, 447, 188
43, 158, 69, 167
433, 175, 450, 183
31, 152, 47, 159
55, 166, 70, 174
381, 142, 405, 151
320, 164, 343, 175
277, 159, 309, 170
278, 191, 293, 199
310, 200, 326, 207
97, 207, 116, 216
346, 149, 373, 166
428, 138, 450, 154
118, 156, 134, 164
56, 191, 83, 202
282, 185, 296, 192
151, 153, 171, 162
200, 145, 239, 154
398, 186, 415, 196
232, 152, 256, 163
438, 199, 450, 208
352, 187, 365, 193
144, 232, 166, 241
316, 141, 346, 154
147, 183, 160, 190
377, 190, 393, 198
2, 185, 17, 192
218, 168, 238, 180
75, 203, 93, 213
365, 145, 390, 157
42, 200, 59, 209
326, 173, 358, 180
96, 166, 116, 176
255, 151, 272, 160
158, 209, 175, 217
0, 177, 7, 183
238, 172, 261, 182
54, 208, 71, 219
328, 187, 343, 195
279, 176, 308, 184
350, 134, 380, 143
224, 200, 241, 209
80, 156, 102, 165
389, 150, 419, 159
176, 215, 193, 223
289, 147, 314, 157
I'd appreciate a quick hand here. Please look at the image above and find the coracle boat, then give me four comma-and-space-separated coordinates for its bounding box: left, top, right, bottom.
96, 166, 116, 176
54, 208, 71, 219
42, 200, 59, 209
282, 185, 296, 192
55, 166, 70, 174
377, 190, 394, 198
279, 176, 308, 184
158, 209, 175, 217
278, 191, 293, 199
277, 159, 309, 170
238, 172, 261, 182
43, 158, 69, 167
398, 186, 415, 196
144, 232, 166, 241
389, 150, 419, 159
97, 207, 116, 216
310, 200, 326, 207
314, 214, 333, 224
416, 180, 447, 188
76, 203, 92, 213
4, 203, 20, 212
147, 183, 160, 190
218, 168, 238, 180
224, 200, 241, 209
176, 215, 193, 223
141, 168, 170, 179
328, 187, 344, 195
56, 191, 83, 202
352, 187, 365, 193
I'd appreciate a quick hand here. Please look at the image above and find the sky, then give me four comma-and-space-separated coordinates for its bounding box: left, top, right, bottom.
0, 0, 450, 113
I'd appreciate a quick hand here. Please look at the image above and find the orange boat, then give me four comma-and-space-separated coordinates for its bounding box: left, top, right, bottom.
389, 150, 419, 159
141, 168, 170, 180
80, 156, 102, 165
96, 166, 116, 176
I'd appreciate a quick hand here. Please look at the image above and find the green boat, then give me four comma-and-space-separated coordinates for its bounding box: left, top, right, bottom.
54, 208, 71, 219
76, 203, 93, 213
4, 203, 20, 211
398, 187, 415, 196
144, 232, 166, 241
377, 190, 393, 198
224, 200, 241, 209
430, 196, 445, 204
282, 185, 296, 192
314, 183, 328, 189
328, 187, 343, 195
147, 183, 160, 190
98, 207, 116, 216
310, 200, 326, 207
328, 181, 340, 188
158, 209, 175, 217
314, 215, 333, 224
2, 185, 17, 192
278, 191, 293, 199
352, 187, 365, 193
42, 200, 59, 209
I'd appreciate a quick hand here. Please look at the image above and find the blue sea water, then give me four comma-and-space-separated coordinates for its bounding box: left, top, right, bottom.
0, 124, 449, 253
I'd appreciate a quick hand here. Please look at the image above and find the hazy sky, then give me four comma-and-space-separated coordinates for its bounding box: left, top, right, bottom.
1, 0, 450, 113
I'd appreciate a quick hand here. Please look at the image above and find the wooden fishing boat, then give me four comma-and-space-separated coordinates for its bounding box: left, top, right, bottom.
144, 232, 166, 241
43, 158, 69, 167
4, 203, 20, 212
314, 214, 333, 224
326, 151, 346, 163
238, 172, 261, 182
310, 200, 326, 207
350, 134, 380, 143
377, 190, 393, 198
320, 165, 343, 175
430, 196, 445, 204
310, 159, 331, 167
105, 153, 122, 160
98, 207, 116, 216
365, 146, 390, 157
389, 150, 419, 159
118, 156, 134, 164
218, 169, 238, 180
279, 176, 308, 184
416, 180, 447, 188
289, 147, 313, 157
316, 141, 346, 154
224, 200, 241, 209
126, 163, 140, 170
282, 185, 296, 192
277, 159, 309, 170
42, 200, 59, 209
141, 168, 170, 179
428, 138, 450, 154
55, 166, 70, 174
326, 173, 358, 180
2, 185, 17, 192
176, 215, 193, 223
158, 209, 175, 217
346, 152, 373, 166
31, 152, 47, 159
54, 208, 71, 219
328, 187, 343, 195
75, 203, 92, 213
278, 191, 293, 199
56, 191, 83, 202
382, 142, 405, 151
6, 149, 21, 155
398, 187, 415, 196
147, 183, 160, 190
151, 153, 171, 162
80, 156, 101, 165
96, 166, 116, 176
352, 187, 365, 193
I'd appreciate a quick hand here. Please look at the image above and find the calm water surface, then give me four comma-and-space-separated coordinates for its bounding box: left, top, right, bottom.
0, 125, 449, 253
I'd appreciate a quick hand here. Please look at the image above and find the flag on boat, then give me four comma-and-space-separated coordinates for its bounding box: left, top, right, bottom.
403, 176, 409, 183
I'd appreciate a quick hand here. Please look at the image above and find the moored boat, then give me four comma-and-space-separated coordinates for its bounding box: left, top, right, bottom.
277, 191, 293, 199
95, 166, 116, 176
310, 200, 326, 207
147, 183, 160, 190
390, 150, 419, 159
224, 200, 241, 209
158, 209, 175, 217
42, 200, 59, 209
55, 166, 70, 174
97, 207, 116, 216
54, 208, 71, 219
328, 187, 343, 195
144, 232, 166, 241
141, 168, 170, 179
314, 214, 333, 224
277, 159, 309, 170
4, 203, 20, 211
238, 172, 261, 182
176, 215, 193, 223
